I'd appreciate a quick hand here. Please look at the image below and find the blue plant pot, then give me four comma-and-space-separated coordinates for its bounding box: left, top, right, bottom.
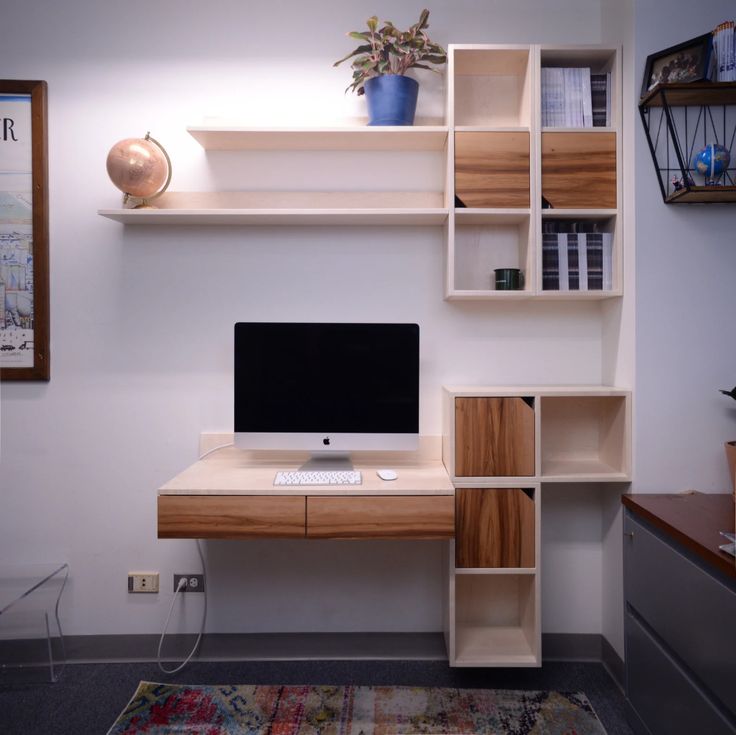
364, 75, 419, 126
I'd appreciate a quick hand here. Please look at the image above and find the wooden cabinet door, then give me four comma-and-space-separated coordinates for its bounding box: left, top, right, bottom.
455, 396, 534, 477
542, 132, 616, 209
456, 488, 535, 568
455, 131, 530, 208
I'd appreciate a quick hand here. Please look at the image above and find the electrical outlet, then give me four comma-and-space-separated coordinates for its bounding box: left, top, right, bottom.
173, 573, 205, 592
128, 572, 159, 593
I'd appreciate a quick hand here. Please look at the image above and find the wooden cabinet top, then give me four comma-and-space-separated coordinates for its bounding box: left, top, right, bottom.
622, 492, 735, 580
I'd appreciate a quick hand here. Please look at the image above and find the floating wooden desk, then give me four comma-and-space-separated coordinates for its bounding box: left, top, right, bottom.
158, 441, 455, 541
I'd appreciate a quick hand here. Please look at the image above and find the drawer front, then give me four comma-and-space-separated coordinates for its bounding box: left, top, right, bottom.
456, 488, 535, 568
626, 610, 736, 735
306, 496, 455, 539
158, 495, 306, 539
624, 513, 736, 714
455, 397, 535, 477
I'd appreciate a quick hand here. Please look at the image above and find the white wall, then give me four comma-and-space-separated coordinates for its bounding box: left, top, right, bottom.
634, 0, 736, 498
0, 0, 629, 641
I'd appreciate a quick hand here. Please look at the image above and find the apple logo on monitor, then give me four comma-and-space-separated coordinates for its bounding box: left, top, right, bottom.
323, 437, 330, 446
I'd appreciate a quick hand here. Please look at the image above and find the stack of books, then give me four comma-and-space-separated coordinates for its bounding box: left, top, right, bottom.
542, 221, 614, 291
713, 21, 735, 81
541, 67, 611, 127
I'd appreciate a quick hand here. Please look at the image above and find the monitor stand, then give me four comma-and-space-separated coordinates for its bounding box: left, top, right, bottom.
298, 453, 355, 472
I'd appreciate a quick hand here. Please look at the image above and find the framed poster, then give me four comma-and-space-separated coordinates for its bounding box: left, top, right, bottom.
0, 80, 49, 381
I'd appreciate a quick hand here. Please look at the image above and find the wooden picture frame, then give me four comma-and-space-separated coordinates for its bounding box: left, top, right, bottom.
641, 34, 713, 99
0, 80, 49, 381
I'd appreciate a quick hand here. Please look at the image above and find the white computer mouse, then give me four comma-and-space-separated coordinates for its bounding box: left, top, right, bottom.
377, 469, 398, 481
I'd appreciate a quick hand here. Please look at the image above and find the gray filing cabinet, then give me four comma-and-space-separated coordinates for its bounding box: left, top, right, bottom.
623, 493, 736, 735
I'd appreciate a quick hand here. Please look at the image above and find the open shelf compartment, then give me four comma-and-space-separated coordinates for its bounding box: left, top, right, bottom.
451, 46, 533, 128
540, 394, 630, 480
448, 212, 533, 298
453, 573, 539, 666
540, 47, 618, 130
539, 212, 620, 296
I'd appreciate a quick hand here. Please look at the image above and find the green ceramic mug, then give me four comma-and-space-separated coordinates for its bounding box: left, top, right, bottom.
494, 268, 524, 290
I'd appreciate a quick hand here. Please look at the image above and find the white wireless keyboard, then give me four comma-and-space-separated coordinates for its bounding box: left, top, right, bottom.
274, 470, 362, 486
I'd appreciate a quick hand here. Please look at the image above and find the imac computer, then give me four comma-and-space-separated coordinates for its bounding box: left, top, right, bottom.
234, 322, 419, 479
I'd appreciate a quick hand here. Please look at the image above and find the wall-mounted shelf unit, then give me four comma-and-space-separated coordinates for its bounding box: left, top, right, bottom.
442, 386, 632, 485
445, 44, 622, 301
98, 45, 623, 302
639, 82, 736, 203
442, 384, 630, 666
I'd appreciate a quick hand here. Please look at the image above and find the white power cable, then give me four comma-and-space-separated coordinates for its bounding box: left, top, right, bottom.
198, 441, 234, 460
157, 539, 209, 674
156, 441, 231, 674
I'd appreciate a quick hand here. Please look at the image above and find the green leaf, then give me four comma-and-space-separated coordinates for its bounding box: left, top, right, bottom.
348, 32, 371, 41
366, 15, 378, 32
333, 45, 373, 66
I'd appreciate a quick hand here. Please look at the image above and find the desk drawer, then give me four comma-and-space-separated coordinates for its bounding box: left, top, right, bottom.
158, 495, 306, 539
306, 496, 455, 539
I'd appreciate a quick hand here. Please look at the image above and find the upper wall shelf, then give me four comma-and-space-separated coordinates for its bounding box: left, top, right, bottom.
97, 191, 447, 226
186, 125, 449, 151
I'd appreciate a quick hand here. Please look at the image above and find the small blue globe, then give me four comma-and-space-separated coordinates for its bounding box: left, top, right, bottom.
692, 143, 731, 180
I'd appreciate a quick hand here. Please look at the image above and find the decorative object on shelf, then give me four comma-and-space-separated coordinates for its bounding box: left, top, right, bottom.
494, 268, 523, 291
692, 142, 731, 184
0, 79, 50, 381
640, 33, 713, 99
106, 132, 172, 208
334, 9, 446, 126
639, 82, 736, 203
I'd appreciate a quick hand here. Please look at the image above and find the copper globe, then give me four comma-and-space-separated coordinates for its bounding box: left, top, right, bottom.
106, 135, 170, 202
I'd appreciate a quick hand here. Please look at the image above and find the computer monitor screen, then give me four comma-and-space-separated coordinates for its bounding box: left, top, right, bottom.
234, 322, 419, 455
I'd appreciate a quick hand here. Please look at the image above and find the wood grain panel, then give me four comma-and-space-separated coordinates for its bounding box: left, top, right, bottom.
158, 495, 305, 539
306, 496, 455, 539
455, 132, 530, 208
455, 397, 535, 477
456, 488, 535, 568
541, 132, 616, 209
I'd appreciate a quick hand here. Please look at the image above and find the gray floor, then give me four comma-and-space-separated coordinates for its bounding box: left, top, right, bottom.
0, 660, 633, 735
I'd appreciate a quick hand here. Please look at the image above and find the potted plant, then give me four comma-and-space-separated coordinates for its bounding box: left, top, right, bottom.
334, 8, 447, 126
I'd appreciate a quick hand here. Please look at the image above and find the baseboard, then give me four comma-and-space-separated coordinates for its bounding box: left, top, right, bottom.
601, 635, 625, 691
1, 632, 625, 673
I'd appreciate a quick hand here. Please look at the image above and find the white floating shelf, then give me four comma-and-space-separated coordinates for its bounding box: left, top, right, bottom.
98, 191, 448, 226
98, 208, 449, 227
186, 125, 449, 151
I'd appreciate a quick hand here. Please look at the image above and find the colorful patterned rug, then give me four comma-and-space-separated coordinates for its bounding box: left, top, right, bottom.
107, 681, 608, 734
